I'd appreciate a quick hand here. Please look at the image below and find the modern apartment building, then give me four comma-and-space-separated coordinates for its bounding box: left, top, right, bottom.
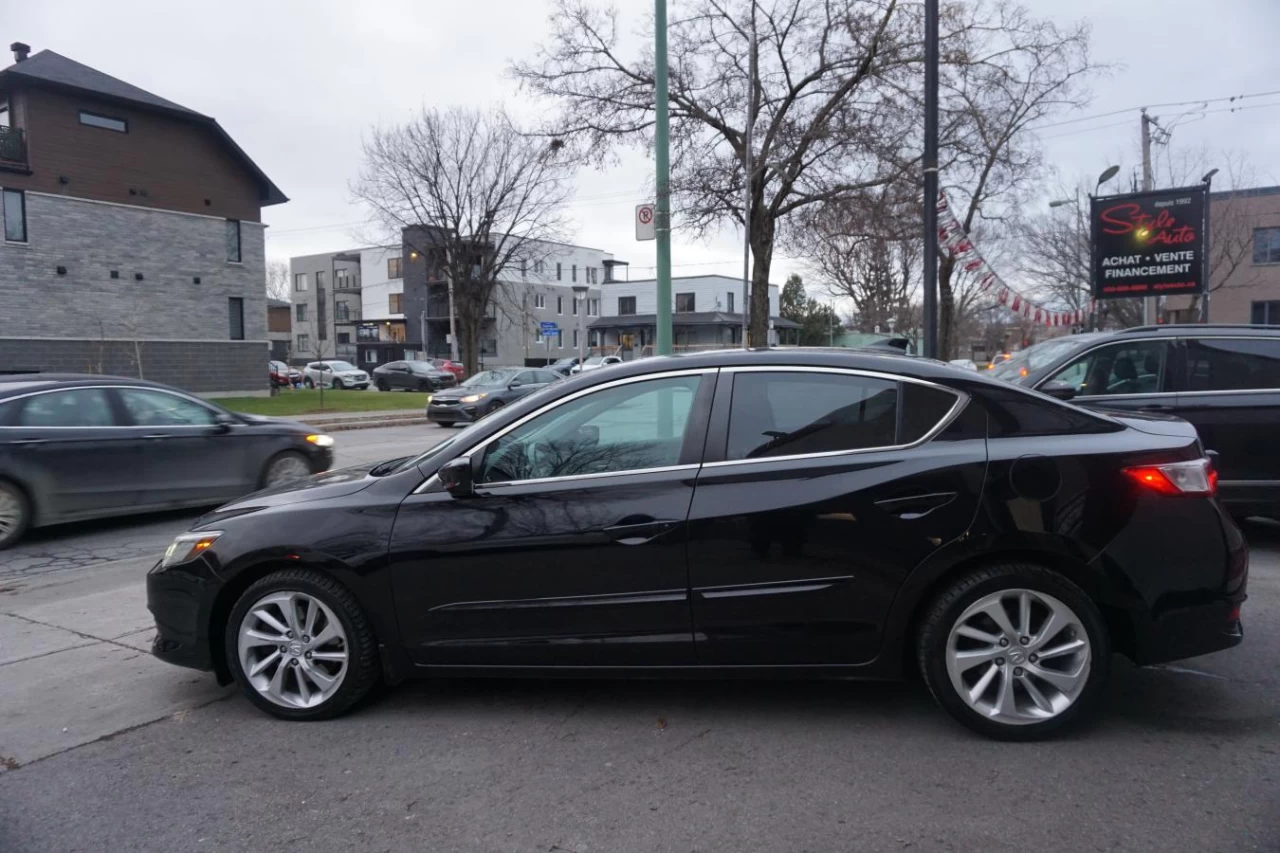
589, 274, 797, 357
0, 43, 286, 392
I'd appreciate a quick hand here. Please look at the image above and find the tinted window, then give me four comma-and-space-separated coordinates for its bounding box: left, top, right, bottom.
980, 385, 1116, 437
515, 371, 537, 386
1185, 338, 1280, 392
900, 382, 960, 443
478, 375, 701, 483
384, 362, 404, 371
18, 389, 114, 427
534, 370, 561, 384
1046, 340, 1168, 397
464, 369, 519, 387
726, 372, 898, 460
119, 389, 217, 426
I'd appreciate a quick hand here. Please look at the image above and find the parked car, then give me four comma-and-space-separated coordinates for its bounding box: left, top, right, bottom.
0, 375, 334, 549
372, 360, 458, 392
985, 352, 1013, 371
269, 361, 302, 388
302, 361, 370, 391
147, 349, 1246, 739
427, 359, 466, 381
426, 367, 561, 426
548, 356, 583, 376
991, 324, 1280, 519
569, 355, 623, 374
948, 358, 979, 371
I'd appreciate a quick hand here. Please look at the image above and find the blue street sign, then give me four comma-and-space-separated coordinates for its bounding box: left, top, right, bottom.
540, 321, 559, 334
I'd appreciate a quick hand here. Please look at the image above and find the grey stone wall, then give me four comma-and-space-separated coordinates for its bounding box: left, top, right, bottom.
0, 338, 268, 394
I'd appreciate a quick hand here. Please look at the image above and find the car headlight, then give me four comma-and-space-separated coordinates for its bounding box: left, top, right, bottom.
460, 393, 487, 404
160, 531, 222, 569
306, 434, 334, 447
425, 394, 433, 404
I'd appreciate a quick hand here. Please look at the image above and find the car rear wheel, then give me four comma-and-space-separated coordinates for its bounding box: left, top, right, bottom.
304, 378, 314, 389
375, 379, 390, 392
0, 480, 31, 550
417, 379, 431, 392
261, 451, 312, 489
226, 569, 379, 720
917, 563, 1109, 741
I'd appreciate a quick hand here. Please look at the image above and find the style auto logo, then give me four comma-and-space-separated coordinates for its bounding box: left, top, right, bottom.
1099, 203, 1197, 246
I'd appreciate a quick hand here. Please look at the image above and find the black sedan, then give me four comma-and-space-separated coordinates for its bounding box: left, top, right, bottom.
371, 360, 458, 392
425, 367, 561, 426
0, 375, 334, 549
147, 350, 1246, 739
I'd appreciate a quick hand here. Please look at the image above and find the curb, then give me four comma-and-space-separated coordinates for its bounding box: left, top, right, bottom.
323, 416, 432, 432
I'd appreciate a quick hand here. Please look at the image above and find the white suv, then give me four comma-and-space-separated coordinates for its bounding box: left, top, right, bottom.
302, 360, 370, 390
569, 355, 623, 374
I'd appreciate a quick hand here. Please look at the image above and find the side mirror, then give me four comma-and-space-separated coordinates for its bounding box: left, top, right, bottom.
438, 457, 475, 497
1041, 380, 1077, 401
508, 381, 523, 389
213, 412, 238, 433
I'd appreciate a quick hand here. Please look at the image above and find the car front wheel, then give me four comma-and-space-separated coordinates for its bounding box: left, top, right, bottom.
304, 378, 314, 389
0, 479, 31, 550
226, 569, 380, 720
917, 563, 1109, 741
261, 451, 312, 489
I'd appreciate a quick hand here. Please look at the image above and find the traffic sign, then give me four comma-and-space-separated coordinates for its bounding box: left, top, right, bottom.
636, 203, 656, 241
539, 321, 559, 334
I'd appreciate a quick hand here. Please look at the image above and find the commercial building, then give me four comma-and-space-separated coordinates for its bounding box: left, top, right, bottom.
0, 43, 286, 392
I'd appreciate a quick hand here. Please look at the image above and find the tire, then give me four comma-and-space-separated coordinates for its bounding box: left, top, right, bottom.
417, 379, 431, 392
0, 479, 32, 550
333, 378, 345, 391
917, 563, 1109, 741
376, 379, 390, 392
225, 568, 380, 721
304, 378, 314, 389
486, 399, 506, 417
260, 451, 313, 489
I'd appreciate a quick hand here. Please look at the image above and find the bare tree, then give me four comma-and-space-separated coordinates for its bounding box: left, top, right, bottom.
266, 260, 291, 302
513, 0, 922, 345
352, 106, 575, 375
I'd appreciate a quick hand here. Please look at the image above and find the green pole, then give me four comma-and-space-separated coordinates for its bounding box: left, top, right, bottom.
654, 0, 672, 356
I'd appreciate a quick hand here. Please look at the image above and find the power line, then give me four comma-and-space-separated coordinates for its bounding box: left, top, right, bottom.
1029, 88, 1280, 131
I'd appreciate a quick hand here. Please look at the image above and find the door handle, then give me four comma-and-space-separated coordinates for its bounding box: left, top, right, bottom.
604, 517, 679, 545
142, 433, 170, 440
875, 491, 957, 520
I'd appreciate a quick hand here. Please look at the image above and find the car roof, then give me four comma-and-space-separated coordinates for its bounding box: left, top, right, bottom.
0, 374, 178, 399
1110, 323, 1280, 338
576, 347, 982, 384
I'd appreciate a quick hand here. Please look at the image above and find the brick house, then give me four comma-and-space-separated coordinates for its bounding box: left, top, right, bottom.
0, 43, 286, 393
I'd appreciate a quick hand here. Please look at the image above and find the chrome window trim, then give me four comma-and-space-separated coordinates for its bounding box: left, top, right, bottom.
0, 384, 222, 429
412, 368, 712, 494
701, 365, 969, 469
479, 463, 701, 491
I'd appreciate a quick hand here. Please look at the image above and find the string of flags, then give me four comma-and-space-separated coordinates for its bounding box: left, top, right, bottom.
936, 193, 1095, 328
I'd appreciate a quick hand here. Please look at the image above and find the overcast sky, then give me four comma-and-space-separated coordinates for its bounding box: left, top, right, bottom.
5, 0, 1279, 295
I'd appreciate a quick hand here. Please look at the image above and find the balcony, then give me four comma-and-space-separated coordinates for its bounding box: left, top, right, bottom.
0, 126, 28, 170
334, 305, 360, 324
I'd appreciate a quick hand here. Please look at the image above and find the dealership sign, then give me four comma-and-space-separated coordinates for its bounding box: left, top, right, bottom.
1091, 185, 1207, 300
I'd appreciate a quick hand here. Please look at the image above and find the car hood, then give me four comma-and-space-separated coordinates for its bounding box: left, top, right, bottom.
236, 413, 314, 433
195, 464, 378, 526
432, 384, 504, 398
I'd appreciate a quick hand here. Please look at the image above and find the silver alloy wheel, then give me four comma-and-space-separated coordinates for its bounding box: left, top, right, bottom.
0, 486, 24, 542
237, 591, 349, 709
945, 588, 1091, 726
265, 454, 311, 487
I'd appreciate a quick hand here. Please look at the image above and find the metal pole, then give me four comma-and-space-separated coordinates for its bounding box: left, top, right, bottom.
446, 275, 460, 363
419, 310, 427, 361
1202, 177, 1213, 323
921, 0, 939, 359
741, 2, 755, 349
579, 296, 586, 368
654, 0, 673, 356
1141, 109, 1155, 326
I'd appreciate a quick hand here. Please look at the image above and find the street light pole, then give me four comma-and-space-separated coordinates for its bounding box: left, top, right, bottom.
740, 1, 755, 349
921, 0, 939, 359
573, 284, 589, 370
654, 0, 673, 356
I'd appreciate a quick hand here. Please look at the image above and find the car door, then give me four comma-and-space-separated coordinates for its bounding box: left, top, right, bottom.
1173, 336, 1280, 501
686, 367, 985, 666
1038, 338, 1175, 415
381, 362, 404, 389
388, 369, 716, 667
508, 370, 547, 400
115, 387, 251, 507
0, 387, 143, 519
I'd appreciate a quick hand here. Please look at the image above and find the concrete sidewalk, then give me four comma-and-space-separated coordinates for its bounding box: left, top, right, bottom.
0, 559, 229, 770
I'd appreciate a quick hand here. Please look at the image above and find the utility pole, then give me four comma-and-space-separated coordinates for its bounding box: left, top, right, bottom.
419, 310, 427, 361
654, 0, 673, 356
446, 274, 460, 363
740, 1, 755, 349
1141, 108, 1155, 326
921, 0, 939, 359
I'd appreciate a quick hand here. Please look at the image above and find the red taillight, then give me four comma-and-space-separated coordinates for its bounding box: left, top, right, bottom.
1124, 459, 1216, 496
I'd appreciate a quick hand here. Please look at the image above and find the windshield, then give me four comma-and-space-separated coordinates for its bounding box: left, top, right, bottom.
327, 361, 358, 372
462, 369, 518, 387
390, 422, 483, 473
989, 336, 1097, 382
583, 356, 605, 365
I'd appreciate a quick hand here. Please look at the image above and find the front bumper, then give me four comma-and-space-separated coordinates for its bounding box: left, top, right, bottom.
427, 403, 480, 424
147, 557, 222, 674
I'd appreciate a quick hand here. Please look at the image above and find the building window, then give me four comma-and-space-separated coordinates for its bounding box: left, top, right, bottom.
294, 272, 308, 291
534, 327, 543, 343
364, 349, 378, 364
79, 111, 128, 133
0, 101, 8, 128
1253, 228, 1280, 265
225, 220, 241, 262
727, 291, 735, 313
335, 268, 352, 288
619, 296, 637, 315
337, 332, 351, 344
556, 262, 562, 281
388, 257, 403, 279
557, 296, 563, 314
572, 264, 578, 282
1251, 301, 1280, 325
482, 338, 498, 356
296, 304, 308, 322
389, 293, 403, 314
228, 297, 245, 340
296, 334, 311, 352
573, 328, 579, 347
572, 298, 578, 315
2, 188, 26, 243
590, 298, 599, 316
521, 260, 527, 278
535, 293, 546, 309
315, 270, 326, 291
676, 292, 696, 313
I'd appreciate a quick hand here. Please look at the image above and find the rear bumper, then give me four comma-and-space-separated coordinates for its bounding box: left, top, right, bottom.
1130, 597, 1246, 665
147, 558, 221, 673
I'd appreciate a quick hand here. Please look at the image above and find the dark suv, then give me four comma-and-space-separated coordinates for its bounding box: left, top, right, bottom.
993, 324, 1280, 518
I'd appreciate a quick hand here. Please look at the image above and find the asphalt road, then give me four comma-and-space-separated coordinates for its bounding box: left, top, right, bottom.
0, 426, 1277, 852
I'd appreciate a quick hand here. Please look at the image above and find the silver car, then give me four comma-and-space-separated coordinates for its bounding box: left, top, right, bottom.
302, 360, 370, 390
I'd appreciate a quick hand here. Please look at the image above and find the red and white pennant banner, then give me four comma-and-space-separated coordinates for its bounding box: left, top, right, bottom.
936, 194, 1094, 327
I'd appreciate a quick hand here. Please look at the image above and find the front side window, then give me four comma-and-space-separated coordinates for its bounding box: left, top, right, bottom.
1185, 337, 1280, 392
388, 257, 403, 279
119, 389, 216, 426
1253, 227, 1280, 265
225, 220, 241, 262
1046, 340, 1168, 397
477, 375, 701, 483
228, 297, 245, 340
18, 389, 114, 427
676, 292, 696, 313
3, 188, 26, 242
726, 372, 901, 460
618, 296, 637, 315
79, 111, 127, 132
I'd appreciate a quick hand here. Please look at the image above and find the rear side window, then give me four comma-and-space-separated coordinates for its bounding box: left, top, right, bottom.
980, 384, 1117, 437
900, 382, 960, 443
17, 389, 115, 427
725, 372, 900, 460
1184, 338, 1280, 391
